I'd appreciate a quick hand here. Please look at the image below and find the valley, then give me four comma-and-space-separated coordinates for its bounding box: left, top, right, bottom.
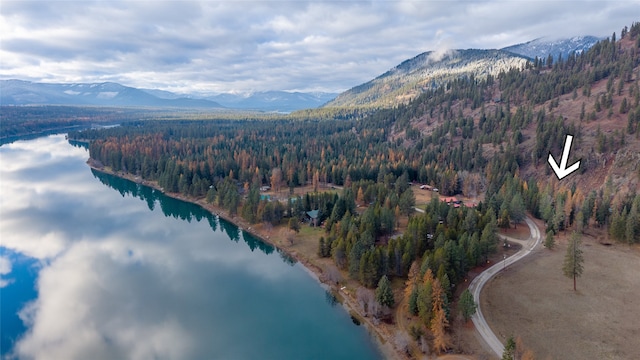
3, 15, 640, 360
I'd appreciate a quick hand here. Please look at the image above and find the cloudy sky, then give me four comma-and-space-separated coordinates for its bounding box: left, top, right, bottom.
1, 1, 638, 94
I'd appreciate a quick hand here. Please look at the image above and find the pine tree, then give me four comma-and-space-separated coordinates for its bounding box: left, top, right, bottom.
205, 187, 217, 204
609, 207, 627, 241
458, 289, 477, 322
563, 231, 584, 291
375, 275, 395, 308
288, 217, 300, 233
318, 237, 326, 257
626, 204, 639, 243
408, 287, 419, 316
333, 238, 347, 269
509, 193, 526, 227
544, 230, 555, 250
416, 269, 434, 323
502, 336, 516, 360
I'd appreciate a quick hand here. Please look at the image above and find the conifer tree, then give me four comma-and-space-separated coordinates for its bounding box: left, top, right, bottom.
544, 230, 555, 249
626, 204, 639, 243
417, 269, 434, 325
408, 287, 419, 316
502, 336, 516, 360
458, 289, 477, 322
317, 237, 326, 257
288, 217, 300, 233
375, 275, 395, 308
509, 193, 526, 228
563, 231, 584, 291
609, 207, 627, 241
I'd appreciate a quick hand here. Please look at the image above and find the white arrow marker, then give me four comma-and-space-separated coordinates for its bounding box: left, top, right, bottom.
548, 134, 581, 180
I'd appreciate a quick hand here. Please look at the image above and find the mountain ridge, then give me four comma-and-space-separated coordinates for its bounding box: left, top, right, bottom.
0, 80, 225, 108
1, 79, 337, 112
501, 35, 602, 61
324, 49, 529, 108
207, 91, 337, 112
325, 36, 602, 109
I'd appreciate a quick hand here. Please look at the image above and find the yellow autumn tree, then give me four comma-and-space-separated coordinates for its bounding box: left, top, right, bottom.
404, 262, 420, 299
357, 186, 365, 204
430, 278, 449, 354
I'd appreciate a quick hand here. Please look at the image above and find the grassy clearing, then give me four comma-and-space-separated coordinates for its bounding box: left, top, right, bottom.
481, 233, 640, 360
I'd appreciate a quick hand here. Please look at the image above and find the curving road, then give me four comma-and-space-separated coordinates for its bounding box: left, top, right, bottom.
468, 216, 542, 358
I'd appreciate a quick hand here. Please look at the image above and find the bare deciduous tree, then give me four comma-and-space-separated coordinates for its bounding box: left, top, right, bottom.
356, 288, 375, 316
270, 168, 282, 194
394, 330, 410, 355
324, 264, 343, 286
419, 336, 429, 354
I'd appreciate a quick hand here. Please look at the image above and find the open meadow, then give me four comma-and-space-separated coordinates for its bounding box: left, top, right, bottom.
481, 231, 640, 359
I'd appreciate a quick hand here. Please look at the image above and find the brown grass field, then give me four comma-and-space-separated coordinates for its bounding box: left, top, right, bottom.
481, 231, 640, 360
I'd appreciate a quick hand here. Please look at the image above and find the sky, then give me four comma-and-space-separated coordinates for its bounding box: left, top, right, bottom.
1, 0, 638, 95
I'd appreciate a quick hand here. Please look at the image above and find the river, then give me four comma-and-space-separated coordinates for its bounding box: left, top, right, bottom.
0, 134, 382, 359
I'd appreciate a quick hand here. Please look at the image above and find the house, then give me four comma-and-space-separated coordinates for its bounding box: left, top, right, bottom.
440, 196, 458, 205
260, 186, 271, 192
420, 185, 433, 190
306, 209, 320, 227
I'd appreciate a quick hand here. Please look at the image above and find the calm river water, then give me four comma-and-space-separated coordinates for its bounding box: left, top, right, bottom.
0, 134, 382, 359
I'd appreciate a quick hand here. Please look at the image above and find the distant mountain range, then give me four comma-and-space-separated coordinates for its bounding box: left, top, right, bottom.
325, 36, 601, 109
205, 91, 337, 112
141, 88, 337, 112
0, 80, 337, 112
0, 80, 225, 108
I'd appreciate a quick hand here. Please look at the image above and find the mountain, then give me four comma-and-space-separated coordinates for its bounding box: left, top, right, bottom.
325, 36, 602, 110
502, 36, 601, 62
1, 80, 224, 108
208, 91, 337, 112
0, 80, 335, 111
324, 49, 529, 109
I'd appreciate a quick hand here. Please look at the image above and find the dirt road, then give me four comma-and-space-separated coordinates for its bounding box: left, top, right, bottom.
468, 216, 542, 358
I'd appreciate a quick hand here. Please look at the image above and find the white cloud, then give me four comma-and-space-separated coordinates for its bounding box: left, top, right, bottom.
0, 255, 13, 287
1, 0, 638, 93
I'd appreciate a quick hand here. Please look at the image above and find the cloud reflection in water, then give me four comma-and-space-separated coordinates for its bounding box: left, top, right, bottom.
1, 135, 380, 360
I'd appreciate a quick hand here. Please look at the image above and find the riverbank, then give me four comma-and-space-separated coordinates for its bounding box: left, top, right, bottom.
87, 161, 403, 360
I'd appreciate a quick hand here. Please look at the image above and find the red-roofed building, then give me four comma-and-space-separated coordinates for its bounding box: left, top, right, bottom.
440, 196, 457, 204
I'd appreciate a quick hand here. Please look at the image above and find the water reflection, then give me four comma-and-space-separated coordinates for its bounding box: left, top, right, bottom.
325, 290, 339, 307
90, 169, 282, 257
0, 135, 380, 360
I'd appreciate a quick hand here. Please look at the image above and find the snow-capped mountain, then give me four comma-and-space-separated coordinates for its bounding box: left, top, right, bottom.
325, 49, 529, 108
501, 36, 601, 62
326, 35, 604, 109
0, 80, 335, 111
1, 80, 224, 108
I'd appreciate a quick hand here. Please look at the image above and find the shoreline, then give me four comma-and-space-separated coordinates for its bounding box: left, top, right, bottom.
87, 161, 402, 360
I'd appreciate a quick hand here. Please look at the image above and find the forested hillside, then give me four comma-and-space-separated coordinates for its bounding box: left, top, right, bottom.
68, 22, 640, 355
324, 49, 528, 109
